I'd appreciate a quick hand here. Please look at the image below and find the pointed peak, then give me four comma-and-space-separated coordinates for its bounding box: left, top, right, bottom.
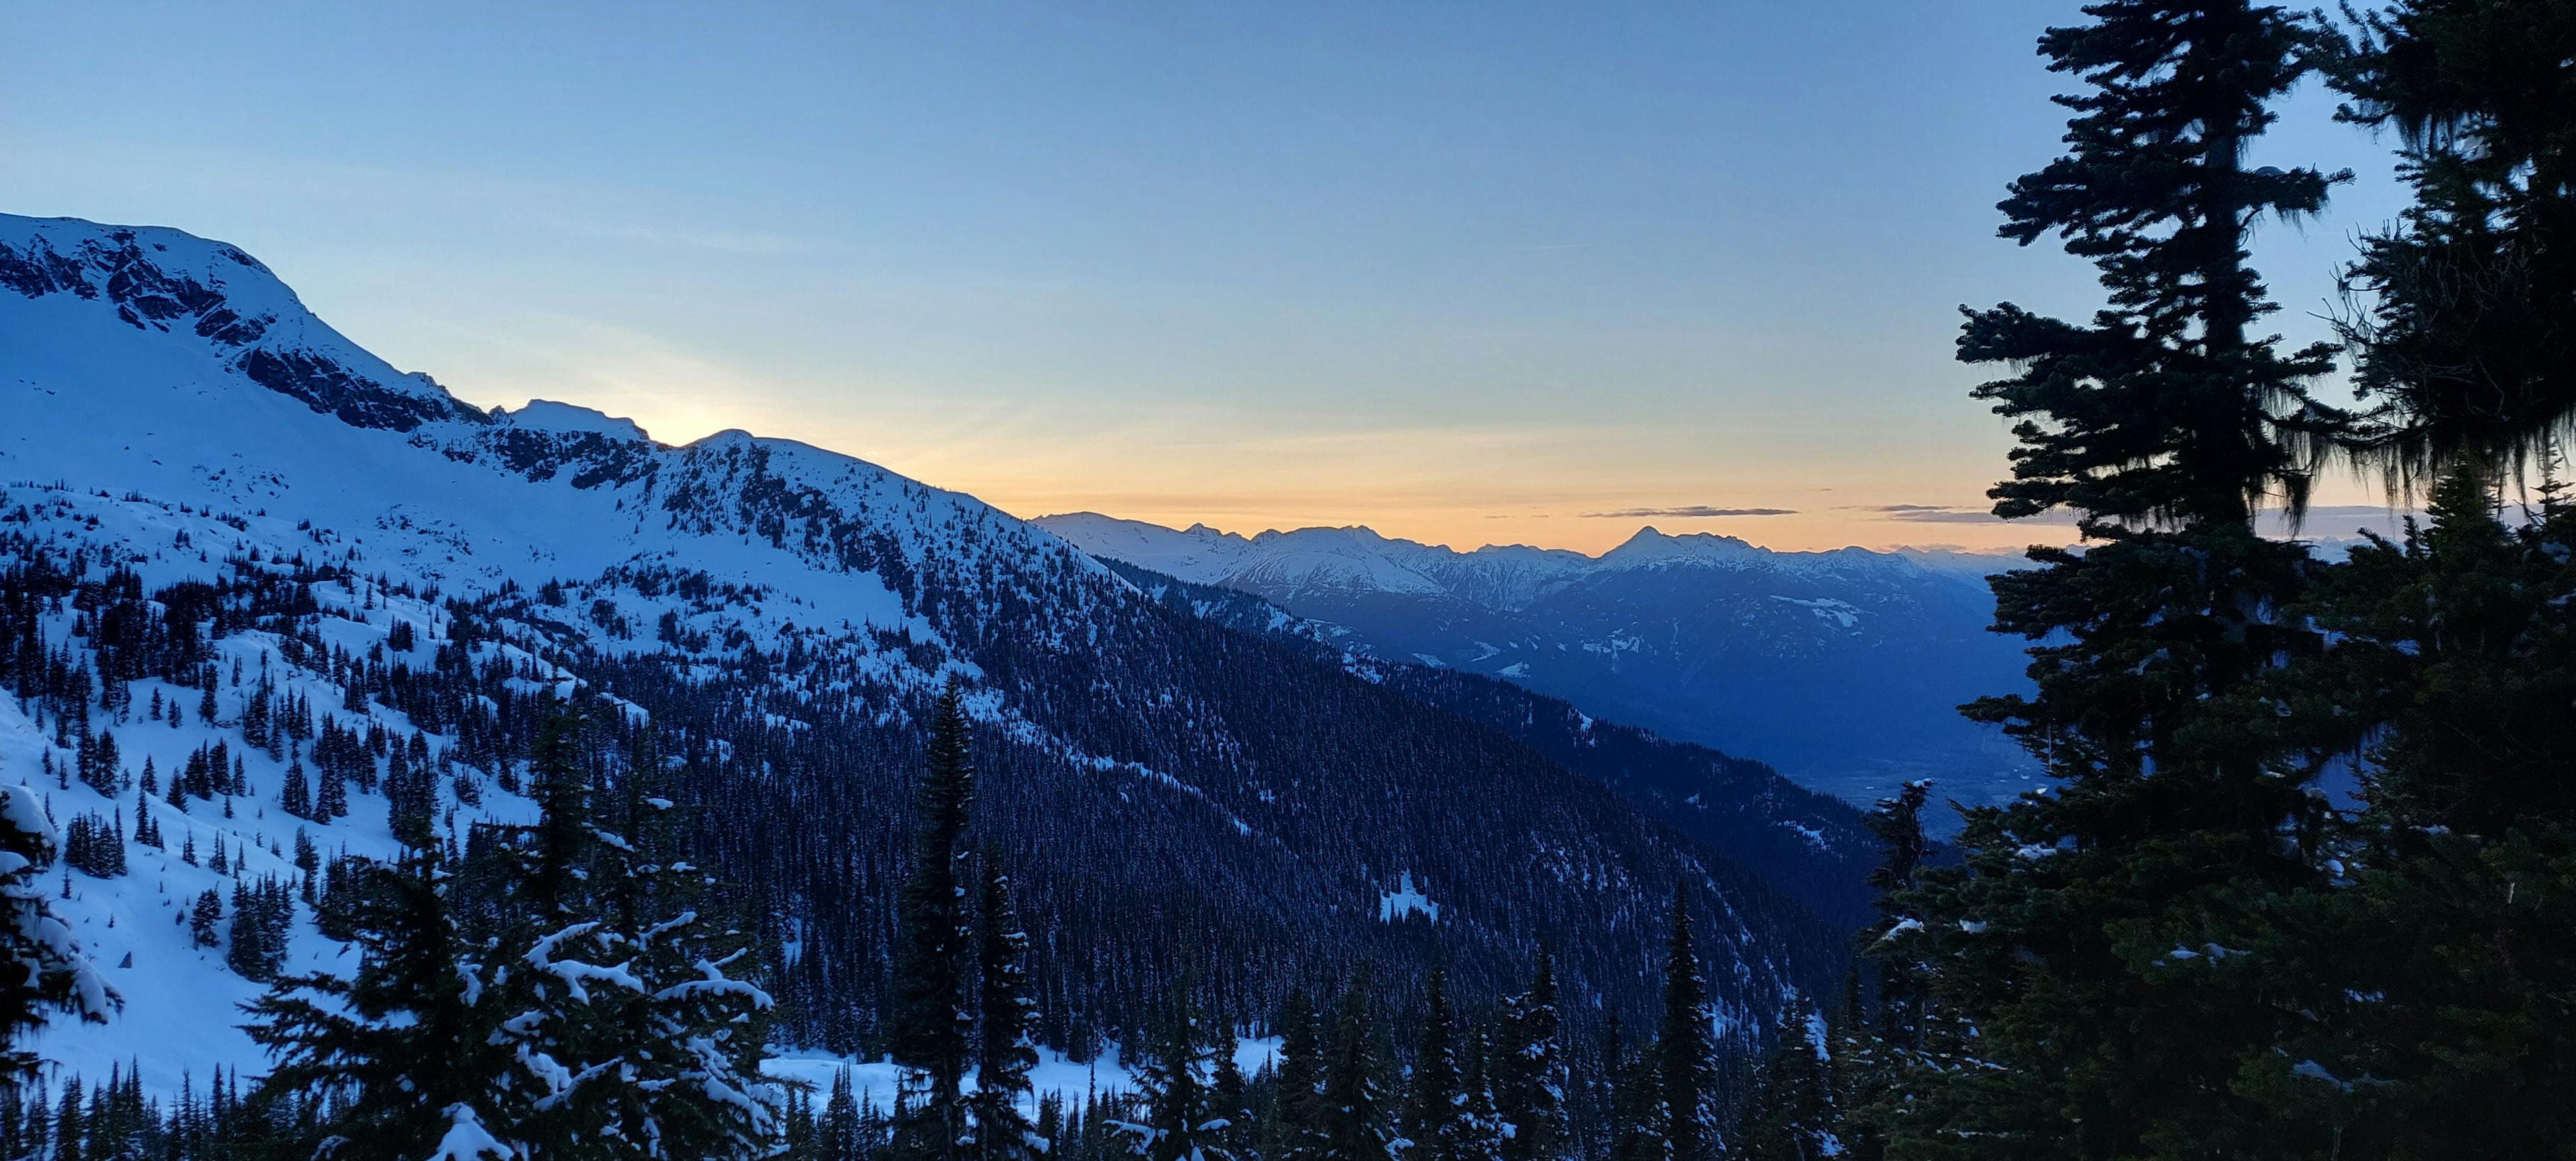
1602, 524, 1755, 560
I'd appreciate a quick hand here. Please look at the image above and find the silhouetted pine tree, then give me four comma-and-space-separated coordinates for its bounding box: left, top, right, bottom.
1920, 0, 2352, 1152
2319, 0, 2576, 478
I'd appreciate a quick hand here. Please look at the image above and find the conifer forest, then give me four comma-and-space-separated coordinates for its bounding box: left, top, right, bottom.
1, 1, 2572, 1158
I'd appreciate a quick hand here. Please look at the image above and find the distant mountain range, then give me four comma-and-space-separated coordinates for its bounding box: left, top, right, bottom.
1037, 514, 2041, 816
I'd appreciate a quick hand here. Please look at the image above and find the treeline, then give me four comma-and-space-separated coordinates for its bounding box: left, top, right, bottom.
0, 675, 1769, 1161
1729, 2, 2576, 1158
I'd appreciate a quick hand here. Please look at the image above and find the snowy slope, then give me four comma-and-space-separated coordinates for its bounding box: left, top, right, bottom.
1, 213, 1847, 1100
1, 494, 540, 1091
0, 215, 1141, 655
0, 213, 1151, 1093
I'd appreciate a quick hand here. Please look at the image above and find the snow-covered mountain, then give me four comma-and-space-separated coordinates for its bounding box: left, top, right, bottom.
1037, 513, 2039, 813
0, 213, 1859, 1097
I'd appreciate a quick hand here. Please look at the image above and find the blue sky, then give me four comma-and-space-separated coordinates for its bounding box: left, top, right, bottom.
3, 1, 2414, 551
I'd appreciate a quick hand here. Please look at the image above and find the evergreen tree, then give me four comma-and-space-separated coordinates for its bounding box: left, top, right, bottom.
1858, 782, 1929, 1058
1318, 983, 1396, 1161
1658, 892, 1715, 1161
1118, 989, 1230, 1161
245, 848, 526, 1159
1731, 1006, 1837, 1161
523, 704, 590, 920
1210, 1044, 1251, 1161
315, 761, 347, 820
1603, 1034, 1662, 1161
1266, 989, 1328, 1161
1829, 781, 1945, 1161
1495, 952, 1566, 1161
822, 1068, 868, 1161
2319, 0, 2576, 476
1406, 969, 1463, 1161
972, 854, 1042, 1161
470, 720, 783, 1160
0, 782, 115, 1075
892, 681, 979, 1161
280, 756, 311, 821
190, 889, 223, 950
53, 1076, 82, 1161
1913, 1, 2354, 1153
2228, 467, 2576, 1156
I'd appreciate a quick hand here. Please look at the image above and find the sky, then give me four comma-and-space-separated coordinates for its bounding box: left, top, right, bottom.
3, 1, 2424, 553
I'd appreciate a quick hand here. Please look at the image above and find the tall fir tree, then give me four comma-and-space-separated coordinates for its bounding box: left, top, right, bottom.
822, 1068, 869, 1161
1731, 1005, 1837, 1161
1453, 1019, 1509, 1161
1909, 1, 2355, 1153
1495, 952, 1566, 1161
245, 848, 525, 1159
577, 732, 782, 1159
892, 680, 979, 1161
1318, 981, 1397, 1161
1405, 969, 1464, 1161
2318, 0, 2576, 478
1117, 986, 1229, 1161
1658, 890, 1716, 1161
972, 853, 1042, 1161
1266, 989, 1328, 1161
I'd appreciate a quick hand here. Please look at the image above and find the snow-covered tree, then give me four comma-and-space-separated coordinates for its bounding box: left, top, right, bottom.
245, 848, 530, 1159
573, 737, 782, 1160
0, 782, 117, 1076
1116, 988, 1232, 1161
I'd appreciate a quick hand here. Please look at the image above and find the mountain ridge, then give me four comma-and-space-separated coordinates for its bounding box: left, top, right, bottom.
0, 211, 1856, 1094
1037, 510, 2040, 814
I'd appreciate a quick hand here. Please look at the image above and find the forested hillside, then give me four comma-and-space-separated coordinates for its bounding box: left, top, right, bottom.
0, 209, 1849, 1158
1106, 559, 1881, 929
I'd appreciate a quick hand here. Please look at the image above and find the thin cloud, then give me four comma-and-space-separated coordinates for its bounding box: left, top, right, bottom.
1874, 504, 2079, 525
1582, 506, 1799, 518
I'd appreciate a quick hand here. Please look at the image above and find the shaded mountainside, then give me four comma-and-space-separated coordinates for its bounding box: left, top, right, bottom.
1037, 512, 2040, 815
0, 213, 1851, 1091
1107, 560, 1880, 929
